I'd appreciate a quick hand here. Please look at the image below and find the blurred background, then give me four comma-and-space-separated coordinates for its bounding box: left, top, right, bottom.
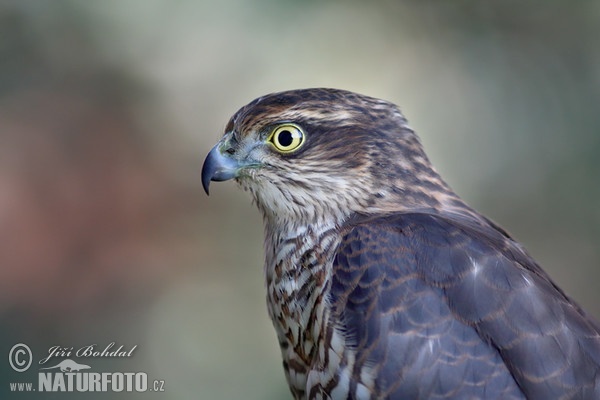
1, 1, 599, 398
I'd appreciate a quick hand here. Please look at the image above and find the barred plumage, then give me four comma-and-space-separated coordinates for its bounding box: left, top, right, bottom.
202, 88, 600, 399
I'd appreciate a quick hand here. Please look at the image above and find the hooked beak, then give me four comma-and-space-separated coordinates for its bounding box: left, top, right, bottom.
201, 144, 240, 195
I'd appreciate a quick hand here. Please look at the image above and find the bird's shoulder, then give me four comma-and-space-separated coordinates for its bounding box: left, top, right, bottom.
334, 210, 572, 302
328, 211, 600, 398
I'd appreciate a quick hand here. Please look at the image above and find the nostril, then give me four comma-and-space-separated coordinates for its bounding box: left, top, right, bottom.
225, 147, 236, 155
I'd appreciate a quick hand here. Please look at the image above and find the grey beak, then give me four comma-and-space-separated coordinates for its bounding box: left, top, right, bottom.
201, 144, 240, 195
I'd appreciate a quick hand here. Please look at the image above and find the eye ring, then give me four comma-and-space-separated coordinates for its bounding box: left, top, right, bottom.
268, 124, 305, 153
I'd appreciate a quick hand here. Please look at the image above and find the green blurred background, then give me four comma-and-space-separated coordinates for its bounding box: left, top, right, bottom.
1, 1, 599, 399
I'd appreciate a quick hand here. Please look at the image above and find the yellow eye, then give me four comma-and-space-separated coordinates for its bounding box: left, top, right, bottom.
268, 124, 305, 153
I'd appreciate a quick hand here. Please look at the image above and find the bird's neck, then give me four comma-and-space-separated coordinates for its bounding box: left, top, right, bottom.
262, 218, 341, 391
263, 219, 340, 302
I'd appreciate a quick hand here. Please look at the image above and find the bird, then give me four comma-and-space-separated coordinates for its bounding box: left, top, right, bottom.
201, 88, 600, 399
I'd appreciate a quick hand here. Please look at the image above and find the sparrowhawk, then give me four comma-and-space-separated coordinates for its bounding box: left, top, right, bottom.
201, 88, 600, 399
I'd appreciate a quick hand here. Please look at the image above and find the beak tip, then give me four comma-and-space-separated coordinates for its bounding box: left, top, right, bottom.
201, 161, 212, 196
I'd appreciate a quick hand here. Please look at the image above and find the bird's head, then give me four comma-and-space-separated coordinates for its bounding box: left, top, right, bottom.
202, 88, 457, 228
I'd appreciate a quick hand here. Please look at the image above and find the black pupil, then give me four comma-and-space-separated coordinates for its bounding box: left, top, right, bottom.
278, 130, 294, 147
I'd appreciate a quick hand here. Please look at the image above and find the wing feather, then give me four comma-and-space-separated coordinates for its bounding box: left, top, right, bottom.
329, 212, 600, 399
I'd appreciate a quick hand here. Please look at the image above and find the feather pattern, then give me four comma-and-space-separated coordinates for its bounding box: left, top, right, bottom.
328, 212, 600, 399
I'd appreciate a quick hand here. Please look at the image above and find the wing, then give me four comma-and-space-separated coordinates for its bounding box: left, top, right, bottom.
328, 212, 600, 399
